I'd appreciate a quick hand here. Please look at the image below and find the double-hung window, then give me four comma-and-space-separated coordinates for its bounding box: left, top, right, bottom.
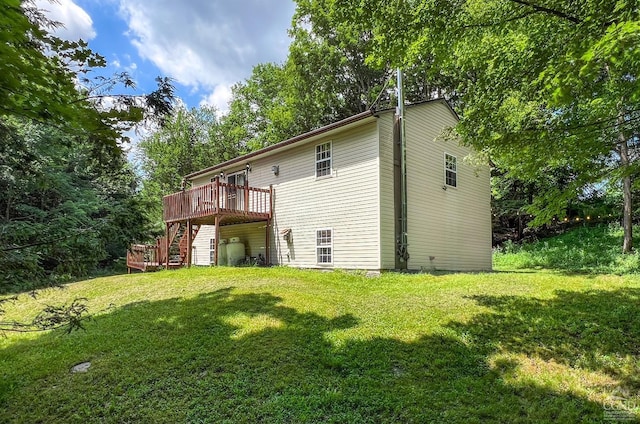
316, 229, 333, 264
444, 153, 457, 188
315, 142, 332, 178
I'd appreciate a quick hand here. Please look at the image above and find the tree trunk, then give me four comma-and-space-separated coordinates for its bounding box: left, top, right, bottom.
618, 112, 633, 253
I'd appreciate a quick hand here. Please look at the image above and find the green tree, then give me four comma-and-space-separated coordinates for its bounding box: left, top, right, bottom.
291, 0, 449, 114
2, 0, 174, 150
0, 118, 149, 290
1, 0, 175, 290
329, 0, 640, 252
222, 63, 298, 150
219, 0, 447, 151
138, 106, 239, 230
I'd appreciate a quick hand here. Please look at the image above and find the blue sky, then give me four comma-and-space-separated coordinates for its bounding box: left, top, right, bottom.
37, 0, 296, 112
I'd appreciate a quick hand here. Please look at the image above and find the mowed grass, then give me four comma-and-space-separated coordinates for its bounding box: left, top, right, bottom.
1, 267, 639, 423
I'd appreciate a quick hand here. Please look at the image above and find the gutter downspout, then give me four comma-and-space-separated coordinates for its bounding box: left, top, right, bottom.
397, 68, 410, 266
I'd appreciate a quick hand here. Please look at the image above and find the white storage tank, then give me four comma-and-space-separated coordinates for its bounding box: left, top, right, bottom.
217, 239, 228, 266
226, 237, 245, 266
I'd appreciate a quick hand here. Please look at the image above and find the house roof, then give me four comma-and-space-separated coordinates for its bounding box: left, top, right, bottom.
185, 98, 456, 181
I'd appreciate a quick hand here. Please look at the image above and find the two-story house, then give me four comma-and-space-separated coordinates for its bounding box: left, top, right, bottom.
127, 99, 492, 273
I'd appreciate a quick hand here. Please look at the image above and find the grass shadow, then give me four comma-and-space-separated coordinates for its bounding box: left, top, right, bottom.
457, 288, 640, 388
1, 286, 637, 422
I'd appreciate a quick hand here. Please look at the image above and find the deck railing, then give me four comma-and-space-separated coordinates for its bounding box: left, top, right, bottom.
127, 244, 160, 271
162, 180, 272, 223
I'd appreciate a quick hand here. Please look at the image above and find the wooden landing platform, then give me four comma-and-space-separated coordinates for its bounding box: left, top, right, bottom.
127, 261, 183, 273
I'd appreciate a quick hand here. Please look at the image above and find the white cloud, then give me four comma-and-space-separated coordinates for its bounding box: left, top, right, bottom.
199, 84, 233, 116
35, 0, 96, 41
118, 0, 295, 101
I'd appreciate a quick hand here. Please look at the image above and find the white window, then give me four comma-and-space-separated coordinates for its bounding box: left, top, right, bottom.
316, 229, 333, 264
209, 238, 215, 264
445, 153, 457, 188
315, 142, 332, 178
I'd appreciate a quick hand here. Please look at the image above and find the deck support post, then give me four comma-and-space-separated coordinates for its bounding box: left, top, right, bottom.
244, 178, 249, 213
214, 177, 220, 213
269, 185, 273, 219
265, 218, 271, 266
214, 215, 220, 266
266, 184, 273, 266
186, 219, 193, 268
165, 222, 170, 269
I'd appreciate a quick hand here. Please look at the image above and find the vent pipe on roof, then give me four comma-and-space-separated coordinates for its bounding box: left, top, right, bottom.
396, 68, 410, 265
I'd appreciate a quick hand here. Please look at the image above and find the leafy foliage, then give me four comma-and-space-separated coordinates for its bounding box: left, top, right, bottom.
214, 0, 449, 151
0, 1, 175, 290
495, 223, 640, 274
0, 118, 149, 291
326, 0, 640, 250
1, 1, 174, 149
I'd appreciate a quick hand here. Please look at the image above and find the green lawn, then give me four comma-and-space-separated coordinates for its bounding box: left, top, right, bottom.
1, 267, 639, 423
494, 224, 640, 274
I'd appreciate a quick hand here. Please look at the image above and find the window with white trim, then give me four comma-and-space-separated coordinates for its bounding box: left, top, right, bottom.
316, 229, 333, 264
445, 153, 457, 188
315, 142, 332, 178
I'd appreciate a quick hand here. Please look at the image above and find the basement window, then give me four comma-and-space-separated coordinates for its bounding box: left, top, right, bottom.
316, 229, 333, 264
445, 153, 457, 188
315, 142, 332, 178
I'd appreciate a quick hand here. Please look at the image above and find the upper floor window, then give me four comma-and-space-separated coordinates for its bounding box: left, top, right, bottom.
445, 153, 457, 188
316, 142, 332, 178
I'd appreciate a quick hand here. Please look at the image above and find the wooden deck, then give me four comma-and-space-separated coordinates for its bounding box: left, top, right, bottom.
127, 179, 273, 272
126, 260, 182, 272
163, 180, 272, 225
126, 244, 163, 272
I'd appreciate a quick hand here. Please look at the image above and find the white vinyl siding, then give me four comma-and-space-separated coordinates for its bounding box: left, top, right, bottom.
188, 101, 490, 271
191, 118, 380, 270
404, 102, 492, 271
191, 222, 268, 265
266, 123, 379, 269
191, 224, 216, 266
219, 222, 268, 260
377, 115, 397, 269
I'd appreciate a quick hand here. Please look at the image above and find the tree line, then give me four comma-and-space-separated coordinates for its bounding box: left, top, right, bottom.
0, 0, 173, 292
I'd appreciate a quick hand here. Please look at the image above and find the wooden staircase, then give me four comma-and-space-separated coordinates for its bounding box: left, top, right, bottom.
127, 222, 200, 272
177, 223, 201, 265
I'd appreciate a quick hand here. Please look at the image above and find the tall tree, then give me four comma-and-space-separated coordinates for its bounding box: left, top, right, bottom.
330, 0, 640, 252
1, 0, 174, 150
222, 64, 299, 151
218, 0, 449, 150
137, 106, 239, 230
0, 118, 148, 290
1, 0, 175, 289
